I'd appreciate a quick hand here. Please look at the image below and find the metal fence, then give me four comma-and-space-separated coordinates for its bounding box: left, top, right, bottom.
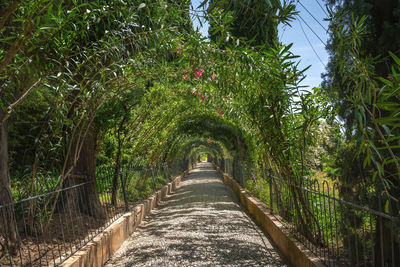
0, 161, 189, 266
215, 159, 400, 267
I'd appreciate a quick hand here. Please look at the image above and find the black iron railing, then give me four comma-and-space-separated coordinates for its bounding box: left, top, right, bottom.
215, 159, 400, 267
0, 161, 189, 266
266, 173, 399, 266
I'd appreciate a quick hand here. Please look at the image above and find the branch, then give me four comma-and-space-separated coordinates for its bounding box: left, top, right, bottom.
1, 76, 44, 123
0, 0, 21, 31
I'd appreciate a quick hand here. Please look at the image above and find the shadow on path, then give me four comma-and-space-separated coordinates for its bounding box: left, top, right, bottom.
105, 162, 287, 266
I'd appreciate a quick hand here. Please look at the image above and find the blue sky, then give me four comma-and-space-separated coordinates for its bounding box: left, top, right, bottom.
190, 0, 330, 89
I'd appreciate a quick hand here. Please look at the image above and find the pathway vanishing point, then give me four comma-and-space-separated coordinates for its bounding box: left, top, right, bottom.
105, 162, 288, 266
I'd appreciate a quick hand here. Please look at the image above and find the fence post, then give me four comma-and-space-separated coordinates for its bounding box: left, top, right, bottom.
167, 163, 172, 181
224, 158, 227, 173
162, 162, 171, 181
150, 167, 157, 191
119, 172, 129, 212
240, 162, 245, 187
268, 171, 273, 212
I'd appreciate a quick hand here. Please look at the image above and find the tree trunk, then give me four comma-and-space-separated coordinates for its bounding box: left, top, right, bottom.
0, 114, 18, 255
111, 116, 126, 207
282, 163, 323, 246
292, 185, 322, 245
63, 129, 105, 219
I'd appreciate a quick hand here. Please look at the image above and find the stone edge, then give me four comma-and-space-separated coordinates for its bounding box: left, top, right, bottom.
214, 165, 325, 267
59, 170, 189, 267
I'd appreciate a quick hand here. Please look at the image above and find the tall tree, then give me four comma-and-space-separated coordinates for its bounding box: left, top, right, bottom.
323, 0, 400, 123
322, 1, 400, 264
207, 0, 281, 48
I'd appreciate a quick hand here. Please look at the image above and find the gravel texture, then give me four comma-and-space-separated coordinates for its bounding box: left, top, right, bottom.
105, 162, 287, 266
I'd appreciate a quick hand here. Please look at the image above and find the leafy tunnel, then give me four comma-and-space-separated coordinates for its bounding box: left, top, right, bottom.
1, 0, 399, 266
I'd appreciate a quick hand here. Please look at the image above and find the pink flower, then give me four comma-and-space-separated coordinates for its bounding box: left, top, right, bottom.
182, 75, 187, 80
195, 71, 203, 78
207, 140, 211, 144
184, 69, 188, 73
177, 51, 182, 55
211, 73, 217, 79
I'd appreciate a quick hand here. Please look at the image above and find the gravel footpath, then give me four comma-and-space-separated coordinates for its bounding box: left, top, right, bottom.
105, 162, 288, 266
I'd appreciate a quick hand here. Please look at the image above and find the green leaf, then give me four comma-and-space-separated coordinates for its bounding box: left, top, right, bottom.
372, 117, 400, 126
0, 36, 17, 42
0, 99, 6, 112
390, 51, 400, 66
197, 0, 208, 9
381, 125, 391, 135
372, 171, 377, 182
363, 154, 369, 168
385, 86, 400, 99
384, 199, 390, 214
377, 77, 392, 87
374, 102, 400, 111
383, 157, 400, 164
40, 26, 56, 31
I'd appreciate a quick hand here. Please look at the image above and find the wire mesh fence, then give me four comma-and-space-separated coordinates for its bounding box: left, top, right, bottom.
0, 160, 190, 266
215, 158, 400, 267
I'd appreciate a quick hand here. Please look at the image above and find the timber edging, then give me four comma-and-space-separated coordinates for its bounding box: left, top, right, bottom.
58, 169, 189, 267
214, 164, 325, 267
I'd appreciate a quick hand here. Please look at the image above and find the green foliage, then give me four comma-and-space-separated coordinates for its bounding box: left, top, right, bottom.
3, 2, 399, 263
2, 1, 325, 247
320, 4, 400, 263
207, 0, 295, 49
96, 164, 169, 202
325, 10, 400, 202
